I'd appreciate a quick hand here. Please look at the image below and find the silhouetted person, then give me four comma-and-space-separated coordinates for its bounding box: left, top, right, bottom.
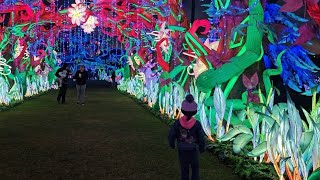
168, 94, 205, 180
55, 64, 71, 104
73, 65, 88, 105
111, 71, 116, 87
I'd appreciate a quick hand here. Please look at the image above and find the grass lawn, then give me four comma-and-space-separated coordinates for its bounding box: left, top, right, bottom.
0, 87, 239, 179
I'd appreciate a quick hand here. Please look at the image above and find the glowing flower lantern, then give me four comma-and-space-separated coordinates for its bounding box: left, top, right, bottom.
68, 0, 87, 26
81, 15, 99, 34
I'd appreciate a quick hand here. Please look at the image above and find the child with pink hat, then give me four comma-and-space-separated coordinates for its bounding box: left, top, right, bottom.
168, 94, 205, 180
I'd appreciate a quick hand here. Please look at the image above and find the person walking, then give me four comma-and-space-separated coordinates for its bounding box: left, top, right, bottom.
168, 94, 205, 180
55, 63, 71, 104
111, 70, 116, 87
73, 65, 88, 105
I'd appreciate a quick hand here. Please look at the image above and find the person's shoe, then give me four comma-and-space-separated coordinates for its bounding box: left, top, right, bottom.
81, 103, 85, 106
77, 102, 80, 105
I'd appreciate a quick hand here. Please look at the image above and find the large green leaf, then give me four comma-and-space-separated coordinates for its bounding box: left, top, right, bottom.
247, 141, 267, 157
227, 99, 246, 110
287, 93, 303, 146
219, 128, 240, 142
160, 72, 170, 79
237, 110, 246, 122
169, 65, 185, 79
172, 82, 185, 101
308, 168, 320, 180
256, 112, 275, 128
204, 96, 214, 107
214, 86, 226, 120
300, 131, 314, 153
302, 108, 314, 131
233, 133, 253, 154
219, 125, 252, 142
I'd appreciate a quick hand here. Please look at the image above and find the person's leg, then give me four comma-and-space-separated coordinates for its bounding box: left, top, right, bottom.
81, 85, 86, 104
61, 85, 67, 104
59, 78, 62, 87
57, 87, 62, 103
76, 85, 80, 103
191, 150, 200, 180
79, 85, 83, 104
179, 151, 191, 180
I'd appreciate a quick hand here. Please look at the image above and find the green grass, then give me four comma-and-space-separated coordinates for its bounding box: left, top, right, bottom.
0, 87, 238, 179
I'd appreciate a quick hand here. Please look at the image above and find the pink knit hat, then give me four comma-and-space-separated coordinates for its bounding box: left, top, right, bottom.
181, 94, 197, 112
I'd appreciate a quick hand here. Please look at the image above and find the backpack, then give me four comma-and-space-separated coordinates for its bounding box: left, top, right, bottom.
177, 123, 199, 151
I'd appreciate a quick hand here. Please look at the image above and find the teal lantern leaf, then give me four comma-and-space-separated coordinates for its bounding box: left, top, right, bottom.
233, 133, 253, 154
247, 141, 267, 157
308, 168, 320, 180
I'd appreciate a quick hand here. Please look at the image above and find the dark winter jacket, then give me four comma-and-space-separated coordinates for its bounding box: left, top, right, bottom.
168, 119, 205, 153
74, 70, 88, 85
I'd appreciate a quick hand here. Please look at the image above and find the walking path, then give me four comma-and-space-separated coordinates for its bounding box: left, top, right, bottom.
0, 87, 238, 179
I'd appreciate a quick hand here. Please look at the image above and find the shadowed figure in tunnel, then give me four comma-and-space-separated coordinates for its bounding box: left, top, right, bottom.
111, 70, 116, 87
168, 94, 205, 180
55, 63, 71, 104
73, 65, 88, 105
